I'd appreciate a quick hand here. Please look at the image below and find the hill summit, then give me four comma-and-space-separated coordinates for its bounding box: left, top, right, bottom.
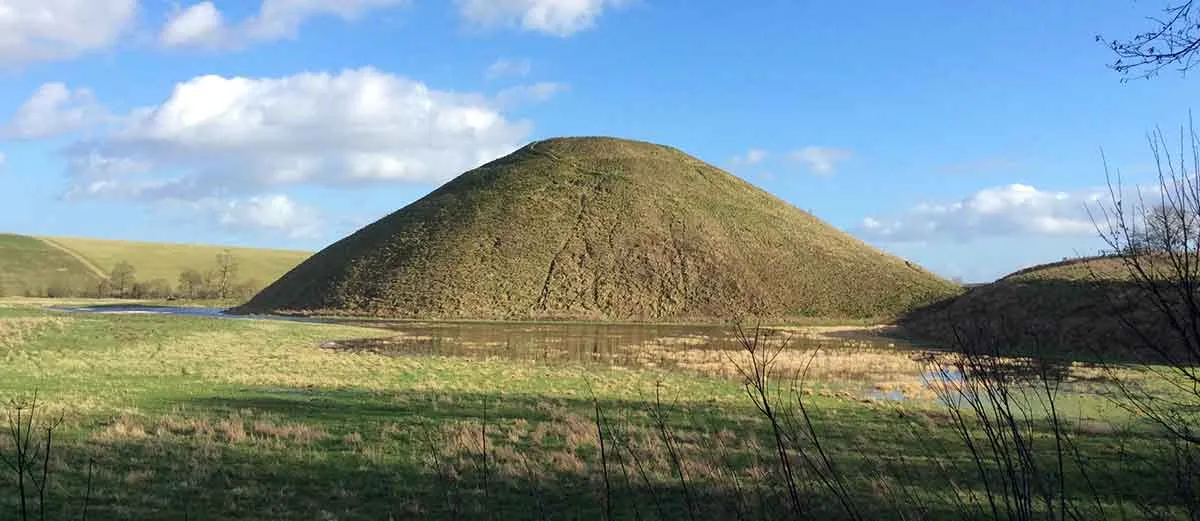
238, 137, 959, 320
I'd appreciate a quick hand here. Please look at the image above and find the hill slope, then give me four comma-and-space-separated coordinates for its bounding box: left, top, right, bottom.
0, 234, 102, 296
39, 236, 312, 285
896, 256, 1174, 355
239, 137, 960, 321
0, 234, 312, 297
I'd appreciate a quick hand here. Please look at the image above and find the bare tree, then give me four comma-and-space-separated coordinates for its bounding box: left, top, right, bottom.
1124, 201, 1200, 254
178, 268, 204, 299
109, 261, 136, 298
1090, 121, 1200, 449
1101, 0, 1200, 79
1147, 200, 1200, 252
211, 250, 239, 299
91, 279, 111, 299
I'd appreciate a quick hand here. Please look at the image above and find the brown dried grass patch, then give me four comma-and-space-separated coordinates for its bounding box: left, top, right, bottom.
0, 316, 67, 347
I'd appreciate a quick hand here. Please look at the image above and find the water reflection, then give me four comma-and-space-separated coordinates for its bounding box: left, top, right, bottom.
321, 320, 921, 381
50, 307, 1103, 403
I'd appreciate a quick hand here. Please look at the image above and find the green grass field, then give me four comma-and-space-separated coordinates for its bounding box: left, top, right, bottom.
0, 301, 1184, 520
38, 235, 311, 286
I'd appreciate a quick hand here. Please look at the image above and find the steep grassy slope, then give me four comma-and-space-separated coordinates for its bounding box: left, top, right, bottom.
0, 234, 102, 295
40, 236, 312, 285
240, 137, 959, 321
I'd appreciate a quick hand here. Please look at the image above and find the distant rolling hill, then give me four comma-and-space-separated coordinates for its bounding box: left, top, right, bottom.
0, 233, 311, 297
240, 136, 961, 321
39, 236, 312, 286
0, 234, 103, 296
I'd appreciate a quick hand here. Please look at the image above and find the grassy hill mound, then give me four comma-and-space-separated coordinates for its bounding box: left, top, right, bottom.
0, 234, 102, 296
896, 255, 1177, 357
238, 137, 960, 321
39, 236, 311, 286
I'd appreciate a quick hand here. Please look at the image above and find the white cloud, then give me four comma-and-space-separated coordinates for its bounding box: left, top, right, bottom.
62, 151, 156, 199
494, 81, 567, 107
790, 146, 850, 176
458, 0, 625, 36
0, 0, 137, 66
859, 184, 1107, 243
209, 194, 322, 239
730, 148, 767, 167
0, 152, 6, 171
3, 83, 108, 139
160, 0, 407, 49
63, 67, 537, 202
160, 2, 224, 47
486, 58, 532, 79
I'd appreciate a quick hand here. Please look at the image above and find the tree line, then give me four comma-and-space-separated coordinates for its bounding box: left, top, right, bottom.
25, 250, 263, 301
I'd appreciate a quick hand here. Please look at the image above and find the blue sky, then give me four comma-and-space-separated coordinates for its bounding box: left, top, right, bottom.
0, 0, 1195, 282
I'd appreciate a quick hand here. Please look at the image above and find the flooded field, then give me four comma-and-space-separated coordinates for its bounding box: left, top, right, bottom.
316, 319, 964, 400
49, 305, 1103, 403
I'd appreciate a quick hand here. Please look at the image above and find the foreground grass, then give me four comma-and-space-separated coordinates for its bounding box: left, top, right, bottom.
0, 305, 1184, 520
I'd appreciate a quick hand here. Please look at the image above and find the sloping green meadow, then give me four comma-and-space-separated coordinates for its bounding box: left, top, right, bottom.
0, 234, 101, 296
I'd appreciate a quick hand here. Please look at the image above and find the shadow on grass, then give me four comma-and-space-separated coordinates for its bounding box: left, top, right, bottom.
1, 385, 1184, 521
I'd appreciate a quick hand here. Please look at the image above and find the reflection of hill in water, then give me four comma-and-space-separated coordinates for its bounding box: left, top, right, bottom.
322, 321, 759, 364
319, 320, 1120, 406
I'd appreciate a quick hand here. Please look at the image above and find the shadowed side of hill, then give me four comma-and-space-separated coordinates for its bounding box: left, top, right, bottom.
896, 256, 1184, 359
238, 137, 960, 321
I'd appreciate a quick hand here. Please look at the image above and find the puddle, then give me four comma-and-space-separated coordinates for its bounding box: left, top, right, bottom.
921, 369, 965, 384
865, 389, 908, 401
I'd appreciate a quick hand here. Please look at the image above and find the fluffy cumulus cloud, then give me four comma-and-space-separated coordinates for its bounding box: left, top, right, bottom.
858, 184, 1106, 243
0, 0, 137, 66
63, 67, 541, 204
207, 194, 322, 239
458, 0, 626, 36
160, 0, 407, 49
790, 146, 851, 176
3, 83, 109, 139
